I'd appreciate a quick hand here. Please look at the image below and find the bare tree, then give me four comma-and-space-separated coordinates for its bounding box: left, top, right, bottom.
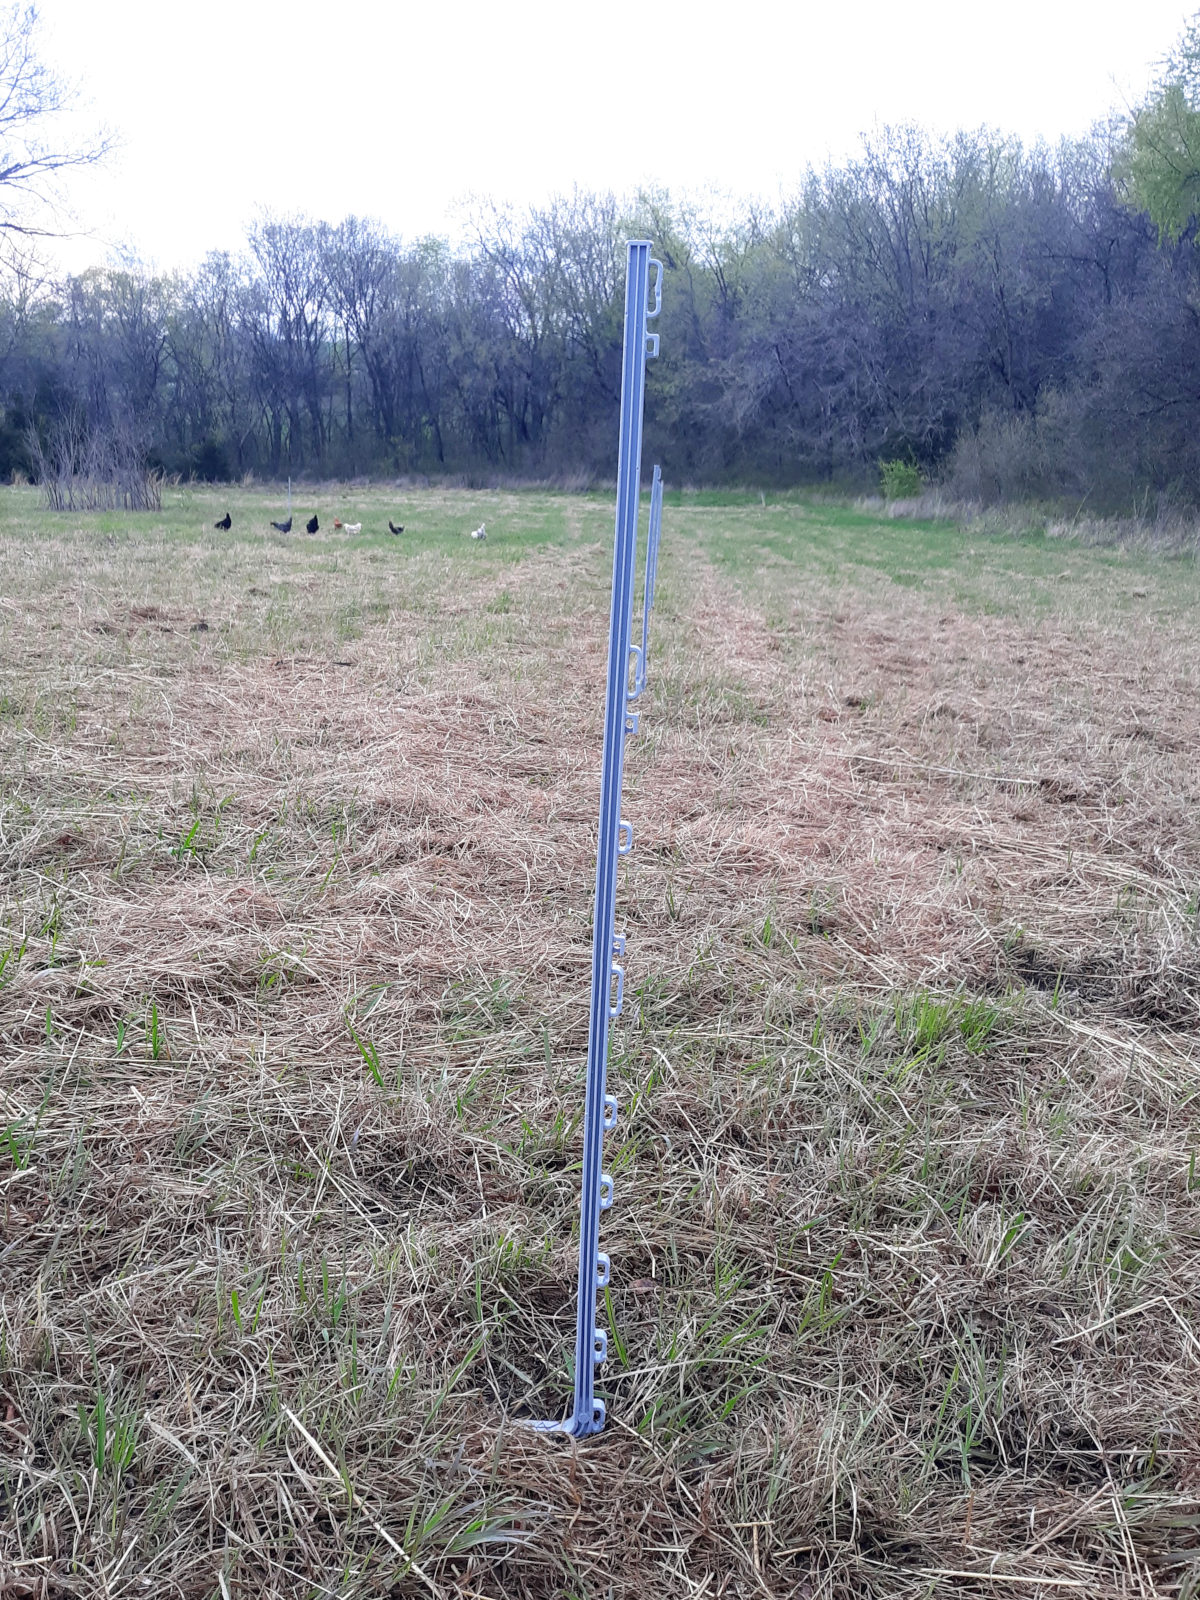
0, 4, 111, 235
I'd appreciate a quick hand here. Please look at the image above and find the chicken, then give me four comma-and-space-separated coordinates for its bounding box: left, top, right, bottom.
270, 517, 292, 534
214, 511, 231, 530
388, 520, 404, 536
306, 514, 319, 535
344, 522, 362, 535
333, 519, 343, 530
470, 522, 487, 540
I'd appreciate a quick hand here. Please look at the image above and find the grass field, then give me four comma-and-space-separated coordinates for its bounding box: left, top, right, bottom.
2, 482, 1200, 1598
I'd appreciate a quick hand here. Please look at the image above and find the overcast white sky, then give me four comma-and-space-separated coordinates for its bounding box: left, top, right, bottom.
29, 0, 1197, 273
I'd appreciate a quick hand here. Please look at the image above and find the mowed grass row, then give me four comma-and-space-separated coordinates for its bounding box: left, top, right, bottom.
1, 485, 1200, 1598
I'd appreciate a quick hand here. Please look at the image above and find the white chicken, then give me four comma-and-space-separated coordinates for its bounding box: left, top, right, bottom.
470, 522, 487, 540
344, 522, 362, 535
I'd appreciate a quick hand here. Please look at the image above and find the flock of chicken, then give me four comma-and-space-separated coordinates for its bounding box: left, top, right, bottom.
213, 511, 487, 540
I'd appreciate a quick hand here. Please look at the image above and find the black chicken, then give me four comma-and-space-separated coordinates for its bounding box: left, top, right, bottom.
214, 511, 232, 530
306, 514, 319, 535
388, 520, 404, 535
270, 517, 292, 534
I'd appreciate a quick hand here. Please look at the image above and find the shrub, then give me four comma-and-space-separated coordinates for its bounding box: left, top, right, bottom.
946, 396, 1087, 506
879, 459, 922, 499
28, 411, 163, 512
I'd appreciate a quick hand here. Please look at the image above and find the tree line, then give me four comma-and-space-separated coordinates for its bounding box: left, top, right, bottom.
2, 118, 1200, 506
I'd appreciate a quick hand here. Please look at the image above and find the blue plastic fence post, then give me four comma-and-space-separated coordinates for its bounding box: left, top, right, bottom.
532, 241, 661, 1438
647, 463, 663, 618
631, 463, 664, 700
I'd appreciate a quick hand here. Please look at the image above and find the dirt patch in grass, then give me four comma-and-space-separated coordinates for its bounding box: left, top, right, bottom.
2, 500, 1200, 1597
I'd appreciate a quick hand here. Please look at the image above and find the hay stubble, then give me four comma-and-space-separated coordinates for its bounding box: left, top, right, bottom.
2, 488, 1199, 1597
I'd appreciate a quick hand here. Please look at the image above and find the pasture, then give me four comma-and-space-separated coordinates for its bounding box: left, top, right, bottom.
1, 483, 1199, 1598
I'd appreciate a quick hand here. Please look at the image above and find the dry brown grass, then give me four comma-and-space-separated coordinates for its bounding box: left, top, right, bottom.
858, 486, 1200, 555
2, 489, 1200, 1598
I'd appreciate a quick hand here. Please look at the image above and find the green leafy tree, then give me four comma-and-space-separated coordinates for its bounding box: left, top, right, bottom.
1119, 15, 1200, 241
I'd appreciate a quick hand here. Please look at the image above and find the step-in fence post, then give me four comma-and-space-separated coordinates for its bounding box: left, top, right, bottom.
647, 462, 663, 619
631, 463, 663, 700
532, 241, 662, 1438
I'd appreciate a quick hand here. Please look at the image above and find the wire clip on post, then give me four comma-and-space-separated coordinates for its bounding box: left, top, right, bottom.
531, 241, 662, 1439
